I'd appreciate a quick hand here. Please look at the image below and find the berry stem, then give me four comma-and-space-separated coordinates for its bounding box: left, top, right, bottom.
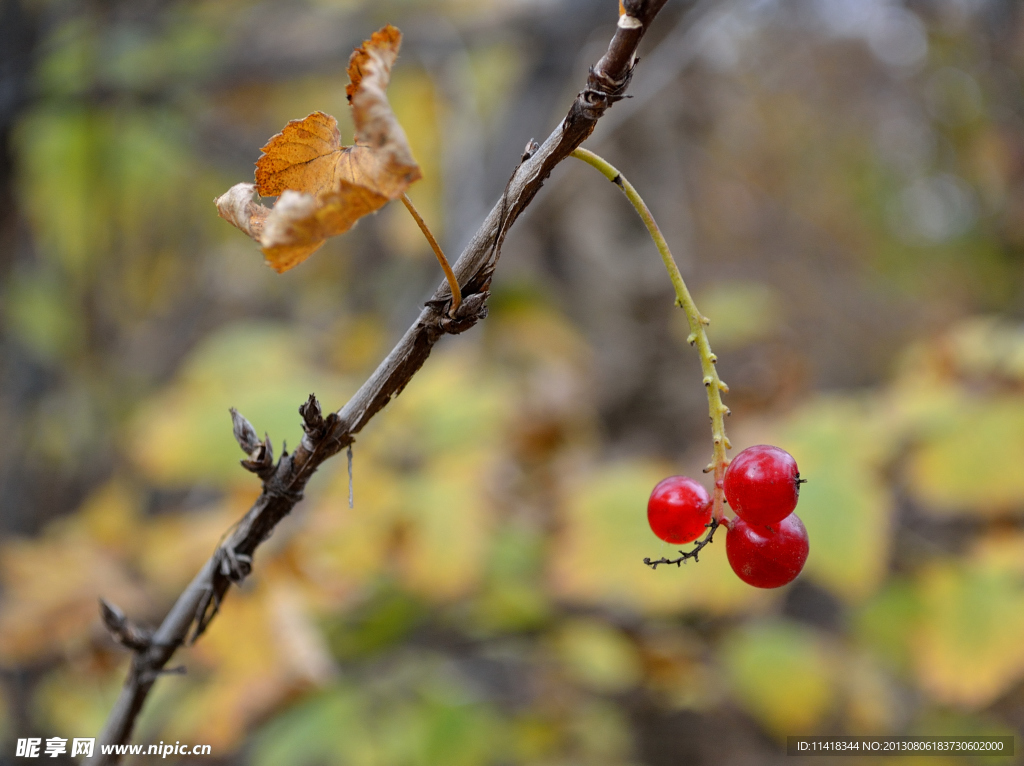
644, 518, 720, 568
571, 147, 731, 521
401, 193, 462, 313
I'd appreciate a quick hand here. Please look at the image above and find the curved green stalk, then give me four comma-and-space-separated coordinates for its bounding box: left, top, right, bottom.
402, 193, 462, 312
571, 147, 731, 521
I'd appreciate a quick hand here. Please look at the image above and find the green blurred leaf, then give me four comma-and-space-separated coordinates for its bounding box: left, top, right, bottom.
842, 654, 901, 734
555, 618, 642, 694
252, 687, 362, 766
323, 588, 425, 661
253, 672, 504, 766
32, 665, 123, 739
3, 271, 82, 359
17, 107, 196, 278
854, 578, 924, 676
471, 525, 550, 634
688, 281, 784, 349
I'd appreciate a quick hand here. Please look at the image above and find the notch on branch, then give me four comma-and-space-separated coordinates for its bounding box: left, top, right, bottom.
99, 598, 152, 653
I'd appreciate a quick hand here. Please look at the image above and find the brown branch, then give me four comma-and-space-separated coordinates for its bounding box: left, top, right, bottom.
88, 1, 669, 761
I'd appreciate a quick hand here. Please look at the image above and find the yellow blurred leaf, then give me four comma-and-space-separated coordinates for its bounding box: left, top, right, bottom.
912, 535, 1024, 708
943, 317, 1024, 383
130, 322, 351, 487
907, 397, 1024, 515
842, 654, 901, 734
686, 281, 784, 349
721, 620, 836, 736
554, 618, 642, 694
295, 348, 506, 602
138, 498, 250, 597
73, 479, 142, 554
0, 533, 147, 663
167, 581, 334, 749
216, 26, 421, 272
550, 461, 757, 615
33, 664, 122, 739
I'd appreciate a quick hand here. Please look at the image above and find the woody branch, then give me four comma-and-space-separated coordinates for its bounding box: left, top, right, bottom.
89, 0, 670, 760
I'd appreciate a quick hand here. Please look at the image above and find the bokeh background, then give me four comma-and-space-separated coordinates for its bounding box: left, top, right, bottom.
1, 0, 1024, 763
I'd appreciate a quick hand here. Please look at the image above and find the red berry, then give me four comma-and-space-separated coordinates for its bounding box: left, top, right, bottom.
725, 513, 809, 588
723, 444, 801, 526
647, 476, 712, 544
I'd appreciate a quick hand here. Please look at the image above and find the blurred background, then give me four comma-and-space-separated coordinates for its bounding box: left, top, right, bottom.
1, 0, 1024, 762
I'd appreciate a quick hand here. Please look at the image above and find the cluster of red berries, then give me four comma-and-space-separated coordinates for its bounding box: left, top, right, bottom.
646, 445, 808, 588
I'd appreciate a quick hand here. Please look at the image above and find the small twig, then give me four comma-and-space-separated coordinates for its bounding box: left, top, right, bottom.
402, 193, 462, 313
644, 518, 720, 568
99, 599, 152, 653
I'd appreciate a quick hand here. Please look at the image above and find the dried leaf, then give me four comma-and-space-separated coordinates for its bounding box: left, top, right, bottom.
253, 111, 343, 197
215, 25, 421, 273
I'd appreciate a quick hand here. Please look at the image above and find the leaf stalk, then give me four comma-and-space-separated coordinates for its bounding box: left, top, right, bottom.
401, 193, 462, 312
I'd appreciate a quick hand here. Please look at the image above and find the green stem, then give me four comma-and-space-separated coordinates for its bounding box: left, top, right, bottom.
571, 147, 731, 520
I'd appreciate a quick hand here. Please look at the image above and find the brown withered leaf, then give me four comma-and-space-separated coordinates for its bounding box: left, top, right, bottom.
216, 25, 421, 273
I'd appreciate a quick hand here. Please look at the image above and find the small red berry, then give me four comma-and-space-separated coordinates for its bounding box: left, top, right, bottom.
723, 444, 801, 526
725, 513, 809, 588
647, 476, 712, 544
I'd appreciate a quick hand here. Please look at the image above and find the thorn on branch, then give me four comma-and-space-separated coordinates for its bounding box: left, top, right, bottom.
140, 665, 187, 685
230, 408, 276, 479
99, 598, 152, 652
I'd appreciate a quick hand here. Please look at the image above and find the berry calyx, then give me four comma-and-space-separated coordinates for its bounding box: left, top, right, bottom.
647, 476, 712, 545
723, 444, 801, 526
725, 513, 809, 589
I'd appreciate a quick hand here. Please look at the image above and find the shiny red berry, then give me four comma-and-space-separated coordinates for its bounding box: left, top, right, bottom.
723, 444, 801, 526
725, 513, 809, 588
647, 476, 712, 544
